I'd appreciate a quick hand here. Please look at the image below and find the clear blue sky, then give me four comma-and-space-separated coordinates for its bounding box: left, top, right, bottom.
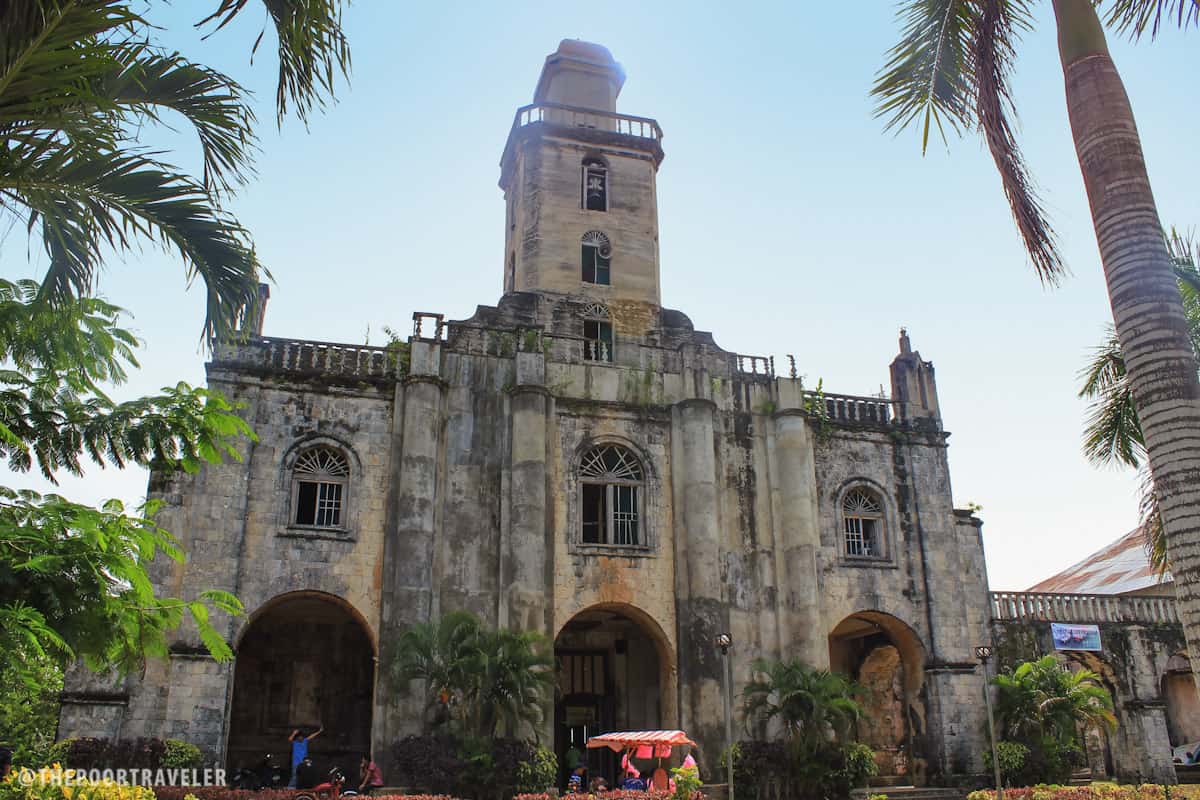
5, 2, 1198, 590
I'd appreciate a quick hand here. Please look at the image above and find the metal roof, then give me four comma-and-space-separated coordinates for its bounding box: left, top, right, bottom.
1027, 526, 1172, 595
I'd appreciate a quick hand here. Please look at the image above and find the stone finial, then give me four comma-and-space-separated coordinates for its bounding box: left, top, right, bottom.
898, 327, 912, 355
252, 282, 270, 336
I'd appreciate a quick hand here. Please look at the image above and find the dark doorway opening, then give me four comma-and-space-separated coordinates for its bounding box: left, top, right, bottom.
555, 608, 663, 792
227, 593, 375, 785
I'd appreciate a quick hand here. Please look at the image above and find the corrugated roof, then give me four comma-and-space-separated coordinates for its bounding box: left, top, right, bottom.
1027, 526, 1172, 595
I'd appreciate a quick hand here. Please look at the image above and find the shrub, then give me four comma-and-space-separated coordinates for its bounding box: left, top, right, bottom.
983, 741, 1030, 788
41, 738, 192, 771
392, 734, 547, 799
966, 787, 1200, 800
671, 764, 701, 800
152, 791, 457, 800
0, 766, 156, 800
516, 793, 690, 800
514, 746, 557, 794
161, 740, 204, 770
732, 738, 875, 800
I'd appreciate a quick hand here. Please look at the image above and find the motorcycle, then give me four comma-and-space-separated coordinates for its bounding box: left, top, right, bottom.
229, 753, 286, 790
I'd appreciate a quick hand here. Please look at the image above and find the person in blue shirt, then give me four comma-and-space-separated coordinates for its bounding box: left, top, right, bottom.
287, 726, 323, 787
619, 773, 647, 791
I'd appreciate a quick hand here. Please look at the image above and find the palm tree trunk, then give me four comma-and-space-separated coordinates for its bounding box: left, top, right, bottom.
1053, 0, 1200, 684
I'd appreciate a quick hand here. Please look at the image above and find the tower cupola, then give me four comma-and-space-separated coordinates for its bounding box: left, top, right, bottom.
499, 41, 665, 311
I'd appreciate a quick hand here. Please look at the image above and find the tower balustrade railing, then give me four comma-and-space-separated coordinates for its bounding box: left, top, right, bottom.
510, 103, 663, 141
990, 591, 1178, 624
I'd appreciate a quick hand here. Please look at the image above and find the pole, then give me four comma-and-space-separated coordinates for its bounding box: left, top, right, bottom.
723, 650, 734, 800
981, 663, 1003, 800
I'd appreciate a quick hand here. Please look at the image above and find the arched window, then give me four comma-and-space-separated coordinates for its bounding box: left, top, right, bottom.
582, 158, 608, 211
582, 302, 613, 362
842, 487, 884, 558
291, 447, 350, 528
581, 230, 611, 286
580, 445, 644, 546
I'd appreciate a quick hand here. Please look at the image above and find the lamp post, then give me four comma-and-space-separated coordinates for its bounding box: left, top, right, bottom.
716, 633, 734, 800
974, 645, 1003, 800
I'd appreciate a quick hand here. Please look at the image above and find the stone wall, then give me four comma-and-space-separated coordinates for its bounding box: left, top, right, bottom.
990, 619, 1191, 784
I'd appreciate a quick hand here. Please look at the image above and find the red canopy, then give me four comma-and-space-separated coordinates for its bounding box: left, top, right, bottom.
585, 730, 697, 752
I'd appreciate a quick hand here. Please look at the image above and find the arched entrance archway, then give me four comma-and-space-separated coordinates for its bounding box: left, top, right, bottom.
227, 592, 375, 783
554, 605, 673, 791
1163, 652, 1200, 748
828, 612, 927, 784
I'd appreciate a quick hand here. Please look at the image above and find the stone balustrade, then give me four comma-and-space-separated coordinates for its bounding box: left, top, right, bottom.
991, 591, 1178, 625
213, 336, 403, 381
511, 102, 663, 140
809, 392, 894, 426
736, 354, 774, 377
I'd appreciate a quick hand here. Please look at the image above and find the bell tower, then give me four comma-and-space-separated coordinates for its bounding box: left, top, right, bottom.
499, 41, 665, 309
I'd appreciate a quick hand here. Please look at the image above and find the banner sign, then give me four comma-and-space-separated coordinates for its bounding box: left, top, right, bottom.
1051, 622, 1102, 652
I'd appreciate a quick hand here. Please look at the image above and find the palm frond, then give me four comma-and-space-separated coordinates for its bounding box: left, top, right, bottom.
974, 0, 1064, 284
1103, 0, 1200, 38
873, 0, 977, 153
196, 0, 351, 125
99, 47, 258, 194
3, 140, 262, 342
1077, 326, 1144, 468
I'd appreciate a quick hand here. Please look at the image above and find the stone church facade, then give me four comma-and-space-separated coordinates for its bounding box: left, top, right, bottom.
60, 41, 994, 785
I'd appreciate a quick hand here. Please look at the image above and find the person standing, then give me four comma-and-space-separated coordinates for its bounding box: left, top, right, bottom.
287, 726, 323, 787
358, 754, 384, 796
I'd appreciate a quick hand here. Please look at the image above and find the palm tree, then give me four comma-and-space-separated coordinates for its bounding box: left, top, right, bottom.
994, 655, 1115, 739
1, 1, 349, 341
741, 658, 863, 759
1079, 232, 1200, 577
992, 655, 1115, 783
473, 626, 554, 739
390, 611, 554, 739
875, 0, 1200, 676
390, 610, 485, 728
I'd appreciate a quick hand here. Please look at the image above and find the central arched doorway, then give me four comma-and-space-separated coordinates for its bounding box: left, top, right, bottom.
554, 605, 671, 791
828, 612, 927, 785
227, 592, 375, 784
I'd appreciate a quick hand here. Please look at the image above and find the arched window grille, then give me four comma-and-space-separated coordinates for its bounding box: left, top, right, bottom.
581, 230, 611, 286
580, 445, 644, 546
292, 447, 349, 528
582, 159, 608, 212
842, 487, 884, 558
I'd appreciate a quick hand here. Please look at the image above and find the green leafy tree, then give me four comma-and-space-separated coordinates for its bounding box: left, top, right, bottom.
741, 658, 875, 798
0, 649, 62, 767
0, 282, 253, 681
389, 611, 554, 739
1078, 232, 1200, 577
992, 655, 1116, 785
875, 0, 1200, 681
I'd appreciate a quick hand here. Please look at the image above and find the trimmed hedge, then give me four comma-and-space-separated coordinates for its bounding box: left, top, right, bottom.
44, 739, 203, 772
968, 785, 1200, 800
154, 792, 453, 800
